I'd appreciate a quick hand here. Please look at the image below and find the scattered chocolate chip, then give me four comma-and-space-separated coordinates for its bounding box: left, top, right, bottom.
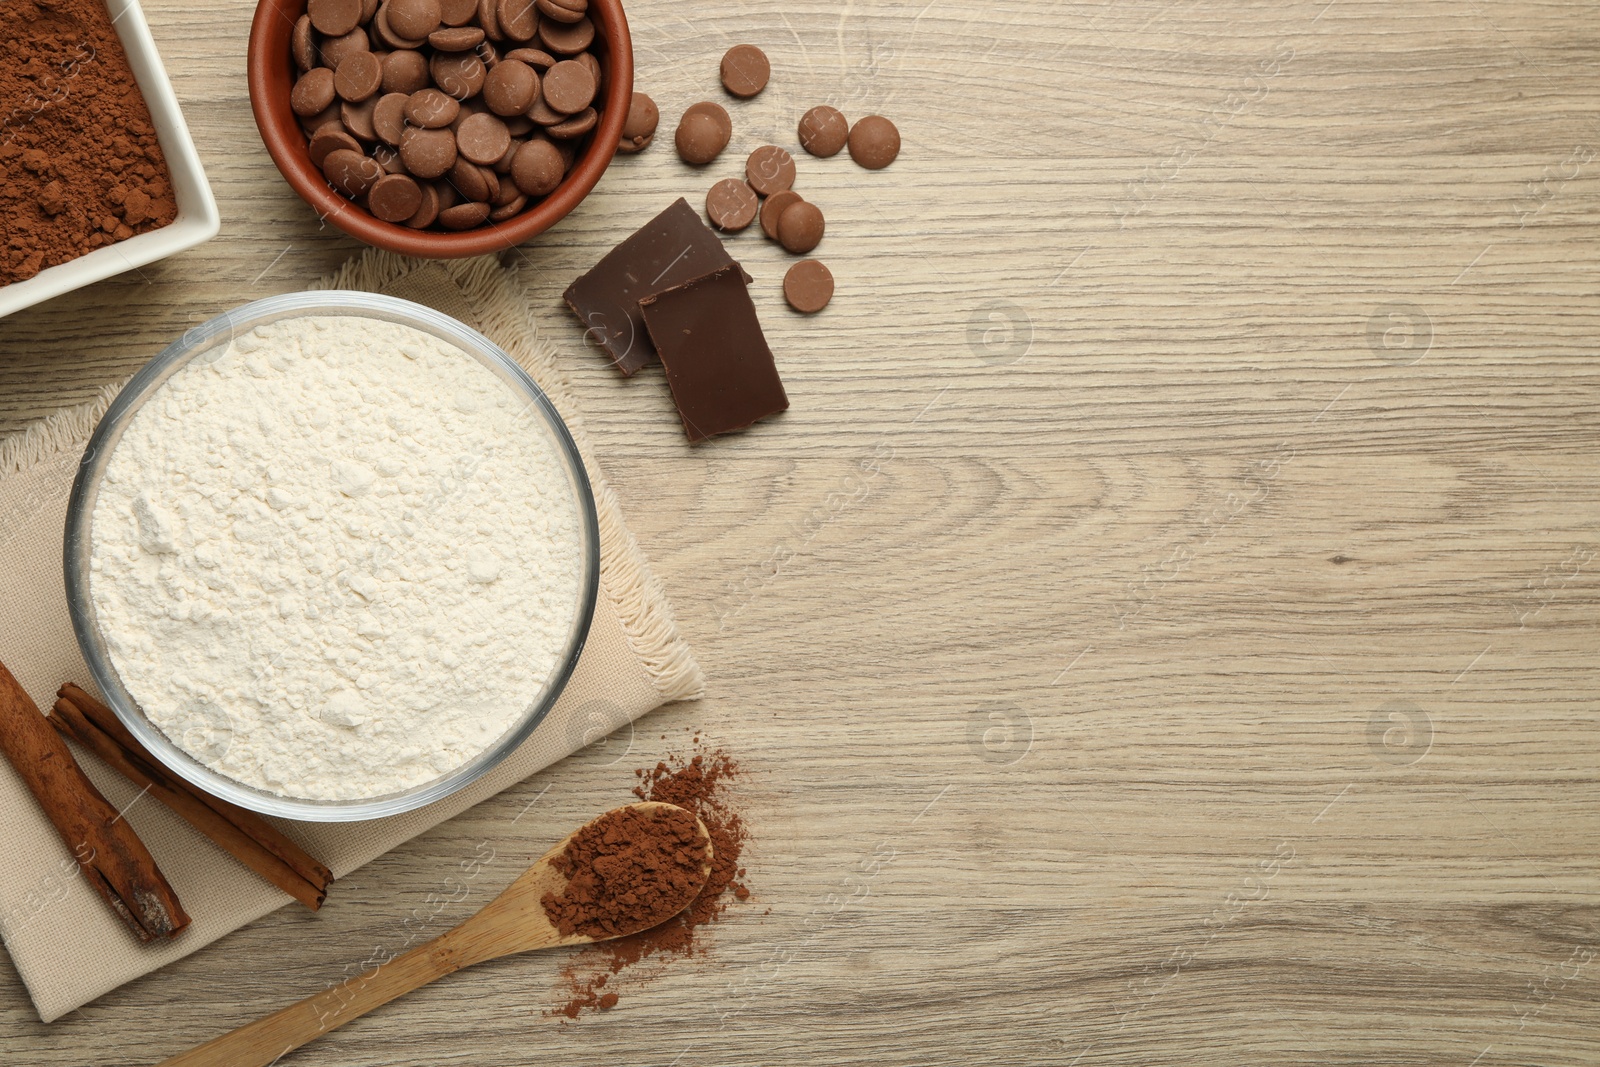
720, 44, 769, 99
676, 110, 728, 165
798, 105, 848, 158
745, 144, 795, 196
706, 178, 759, 232
848, 115, 899, 170
684, 100, 732, 139
777, 200, 824, 254
783, 259, 833, 313
759, 189, 801, 240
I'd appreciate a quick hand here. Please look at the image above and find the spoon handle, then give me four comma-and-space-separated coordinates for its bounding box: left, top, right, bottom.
155, 933, 463, 1067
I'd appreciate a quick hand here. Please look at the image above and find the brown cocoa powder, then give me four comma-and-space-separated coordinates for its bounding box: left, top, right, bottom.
1, 0, 178, 286
540, 804, 710, 940
551, 742, 750, 1019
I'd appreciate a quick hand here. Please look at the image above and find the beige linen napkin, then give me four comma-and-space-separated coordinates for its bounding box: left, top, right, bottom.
0, 251, 703, 1023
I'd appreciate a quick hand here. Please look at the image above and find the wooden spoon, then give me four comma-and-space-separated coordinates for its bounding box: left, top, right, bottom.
156, 802, 712, 1067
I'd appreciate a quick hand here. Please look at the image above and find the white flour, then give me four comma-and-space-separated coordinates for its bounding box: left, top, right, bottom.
88, 314, 584, 801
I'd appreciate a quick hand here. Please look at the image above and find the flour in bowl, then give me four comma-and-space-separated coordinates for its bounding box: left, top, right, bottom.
88, 314, 585, 801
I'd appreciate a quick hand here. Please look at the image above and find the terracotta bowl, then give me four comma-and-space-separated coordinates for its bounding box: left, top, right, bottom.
247, 0, 631, 258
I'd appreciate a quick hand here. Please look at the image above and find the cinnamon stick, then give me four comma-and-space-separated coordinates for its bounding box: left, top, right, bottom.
0, 661, 189, 942
54, 685, 332, 910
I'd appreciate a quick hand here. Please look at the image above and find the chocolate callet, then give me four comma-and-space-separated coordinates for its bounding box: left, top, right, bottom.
540, 804, 709, 940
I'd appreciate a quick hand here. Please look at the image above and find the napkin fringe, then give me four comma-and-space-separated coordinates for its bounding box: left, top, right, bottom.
314, 250, 706, 704
0, 384, 120, 477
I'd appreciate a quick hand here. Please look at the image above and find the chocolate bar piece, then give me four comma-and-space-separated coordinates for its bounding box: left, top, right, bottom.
639, 264, 789, 443
563, 198, 743, 376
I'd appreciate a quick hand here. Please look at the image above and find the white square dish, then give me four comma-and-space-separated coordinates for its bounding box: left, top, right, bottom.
0, 0, 220, 319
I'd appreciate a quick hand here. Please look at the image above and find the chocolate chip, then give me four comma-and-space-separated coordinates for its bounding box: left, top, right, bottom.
428, 25, 484, 49
309, 126, 364, 167
456, 112, 511, 164
511, 137, 565, 196
675, 111, 728, 165
405, 180, 442, 226
293, 15, 321, 72
720, 44, 769, 99
684, 100, 731, 139
300, 101, 344, 136
505, 46, 555, 68
375, 143, 410, 173
399, 124, 458, 177
405, 87, 459, 127
430, 50, 486, 98
619, 92, 657, 153
291, 68, 337, 117
847, 115, 899, 170
483, 59, 539, 114
323, 147, 384, 196
535, 0, 584, 23
541, 59, 594, 113
372, 91, 410, 144
759, 189, 801, 240
706, 178, 759, 233
544, 106, 596, 139
439, 0, 477, 25
309, 0, 363, 37
334, 51, 384, 102
490, 193, 528, 220
537, 14, 592, 54
438, 200, 492, 229
798, 105, 848, 158
476, 0, 502, 39
374, 2, 428, 49
496, 0, 539, 42
320, 27, 371, 68
577, 49, 602, 94
526, 96, 568, 126
745, 145, 795, 196
381, 49, 430, 92
386, 0, 441, 38
777, 200, 824, 254
369, 172, 424, 220
783, 259, 833, 313
447, 157, 494, 200
341, 96, 381, 140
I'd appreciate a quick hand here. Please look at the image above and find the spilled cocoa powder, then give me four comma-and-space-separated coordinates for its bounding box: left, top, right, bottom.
1, 0, 178, 285
552, 742, 751, 1018
541, 804, 710, 940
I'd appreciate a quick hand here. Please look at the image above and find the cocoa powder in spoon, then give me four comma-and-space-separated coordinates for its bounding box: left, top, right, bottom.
541, 803, 710, 939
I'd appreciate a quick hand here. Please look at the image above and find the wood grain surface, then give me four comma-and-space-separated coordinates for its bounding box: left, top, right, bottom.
4, 0, 1599, 1064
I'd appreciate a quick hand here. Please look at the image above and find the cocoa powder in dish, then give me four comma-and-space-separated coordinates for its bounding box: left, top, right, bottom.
552, 743, 751, 1019
0, 0, 177, 285
541, 804, 711, 940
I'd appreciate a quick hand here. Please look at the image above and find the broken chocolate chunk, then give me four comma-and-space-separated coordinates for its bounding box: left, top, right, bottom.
639, 264, 789, 443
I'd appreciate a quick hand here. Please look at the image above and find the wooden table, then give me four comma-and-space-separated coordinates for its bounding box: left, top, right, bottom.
4, 0, 1599, 1062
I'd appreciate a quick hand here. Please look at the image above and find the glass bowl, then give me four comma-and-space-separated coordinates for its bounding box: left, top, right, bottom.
63, 292, 600, 822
